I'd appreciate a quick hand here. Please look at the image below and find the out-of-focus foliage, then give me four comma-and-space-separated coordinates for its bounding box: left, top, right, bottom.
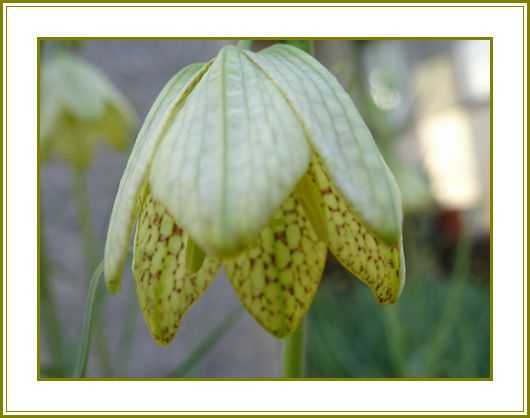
40, 50, 137, 169
390, 160, 433, 214
341, 43, 434, 216
307, 269, 490, 378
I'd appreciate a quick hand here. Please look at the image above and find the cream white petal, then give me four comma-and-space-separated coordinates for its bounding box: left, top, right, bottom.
104, 62, 209, 291
245, 44, 402, 244
149, 46, 311, 257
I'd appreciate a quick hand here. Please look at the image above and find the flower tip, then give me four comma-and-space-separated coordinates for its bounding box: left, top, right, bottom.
104, 265, 123, 294
274, 328, 294, 339
375, 293, 398, 305
154, 335, 174, 347
372, 265, 405, 305
105, 278, 121, 294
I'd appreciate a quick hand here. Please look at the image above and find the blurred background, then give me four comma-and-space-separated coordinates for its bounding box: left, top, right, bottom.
39, 39, 491, 378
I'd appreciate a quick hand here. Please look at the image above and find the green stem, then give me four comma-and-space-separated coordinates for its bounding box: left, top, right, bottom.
237, 39, 253, 50
283, 320, 306, 377
308, 40, 316, 56
73, 261, 104, 377
381, 305, 406, 376
72, 169, 112, 376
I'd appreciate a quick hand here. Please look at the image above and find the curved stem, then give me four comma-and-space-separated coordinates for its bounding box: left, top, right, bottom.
237, 39, 253, 50
283, 320, 306, 377
308, 40, 316, 56
73, 261, 104, 378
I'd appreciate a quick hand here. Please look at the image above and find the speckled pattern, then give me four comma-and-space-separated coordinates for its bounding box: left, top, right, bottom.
133, 189, 220, 345
224, 195, 327, 338
308, 157, 402, 303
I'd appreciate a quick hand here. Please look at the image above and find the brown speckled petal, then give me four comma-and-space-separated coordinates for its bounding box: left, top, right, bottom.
307, 157, 405, 303
224, 194, 327, 338
133, 190, 220, 345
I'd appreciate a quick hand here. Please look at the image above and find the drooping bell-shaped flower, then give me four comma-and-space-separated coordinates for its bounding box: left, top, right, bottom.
40, 51, 137, 169
104, 44, 405, 345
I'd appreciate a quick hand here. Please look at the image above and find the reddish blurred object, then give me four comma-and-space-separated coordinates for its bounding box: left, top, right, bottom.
434, 208, 490, 281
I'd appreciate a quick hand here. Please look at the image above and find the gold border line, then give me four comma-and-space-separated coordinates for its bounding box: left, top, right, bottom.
4, 3, 7, 414
1, 1, 524, 415
1, 3, 528, 7
1, 2, 4, 415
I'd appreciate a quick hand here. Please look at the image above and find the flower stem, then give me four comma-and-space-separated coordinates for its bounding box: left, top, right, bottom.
282, 319, 306, 377
73, 261, 104, 377
237, 40, 253, 50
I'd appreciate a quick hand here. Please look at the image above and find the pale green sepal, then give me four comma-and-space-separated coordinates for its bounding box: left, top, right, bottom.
245, 44, 403, 244
149, 45, 311, 257
104, 62, 210, 293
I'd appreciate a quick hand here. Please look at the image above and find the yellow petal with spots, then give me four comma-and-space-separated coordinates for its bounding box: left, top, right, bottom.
133, 190, 220, 345
307, 157, 405, 304
224, 195, 327, 338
